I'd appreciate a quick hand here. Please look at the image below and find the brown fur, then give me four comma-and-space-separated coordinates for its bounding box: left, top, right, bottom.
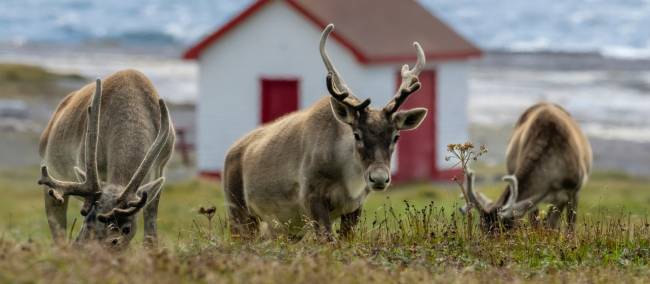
223, 24, 428, 240
224, 97, 426, 239
39, 70, 175, 247
469, 102, 592, 231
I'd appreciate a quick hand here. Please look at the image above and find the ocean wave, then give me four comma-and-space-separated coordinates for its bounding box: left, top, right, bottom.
600, 46, 650, 60
0, 0, 252, 46
1, 0, 650, 59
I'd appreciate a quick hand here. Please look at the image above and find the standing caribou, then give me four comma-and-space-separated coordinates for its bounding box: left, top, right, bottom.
223, 24, 428, 239
38, 70, 175, 248
464, 103, 592, 231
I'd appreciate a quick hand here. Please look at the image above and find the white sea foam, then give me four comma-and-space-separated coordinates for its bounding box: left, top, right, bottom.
0, 49, 197, 104
1, 0, 650, 59
469, 68, 650, 142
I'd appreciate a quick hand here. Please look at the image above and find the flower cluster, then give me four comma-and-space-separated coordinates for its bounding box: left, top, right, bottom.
446, 141, 487, 199
445, 142, 487, 171
445, 142, 488, 237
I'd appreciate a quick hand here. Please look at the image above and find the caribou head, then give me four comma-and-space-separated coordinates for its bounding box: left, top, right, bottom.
38, 79, 171, 249
320, 24, 428, 191
463, 170, 522, 231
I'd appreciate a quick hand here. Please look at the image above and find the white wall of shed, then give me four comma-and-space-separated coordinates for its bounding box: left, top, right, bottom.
435, 61, 470, 170
196, 0, 396, 172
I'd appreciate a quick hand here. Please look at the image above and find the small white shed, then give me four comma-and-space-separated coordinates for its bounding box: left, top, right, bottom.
183, 0, 481, 182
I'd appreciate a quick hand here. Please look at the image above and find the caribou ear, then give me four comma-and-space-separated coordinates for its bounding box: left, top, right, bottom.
393, 108, 427, 130
330, 97, 357, 124
74, 167, 87, 182
135, 177, 165, 207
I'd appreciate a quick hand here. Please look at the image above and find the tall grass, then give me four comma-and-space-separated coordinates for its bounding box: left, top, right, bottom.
2, 197, 650, 283
2, 164, 650, 283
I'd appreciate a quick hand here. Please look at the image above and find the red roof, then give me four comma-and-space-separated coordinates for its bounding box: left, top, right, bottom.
183, 0, 482, 63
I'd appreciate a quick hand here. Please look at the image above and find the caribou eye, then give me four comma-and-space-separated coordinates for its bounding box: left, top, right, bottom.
121, 226, 131, 235
353, 133, 361, 141
393, 135, 400, 143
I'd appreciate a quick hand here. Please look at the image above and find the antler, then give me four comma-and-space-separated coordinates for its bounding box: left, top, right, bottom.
97, 192, 148, 223
465, 169, 493, 213
325, 73, 370, 111
500, 175, 518, 211
320, 24, 370, 110
117, 98, 171, 202
497, 175, 542, 219
38, 79, 103, 204
465, 171, 526, 219
98, 99, 170, 222
384, 42, 426, 114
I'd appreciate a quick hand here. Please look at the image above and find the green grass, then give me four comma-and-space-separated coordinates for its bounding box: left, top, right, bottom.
1, 166, 650, 283
0, 63, 84, 100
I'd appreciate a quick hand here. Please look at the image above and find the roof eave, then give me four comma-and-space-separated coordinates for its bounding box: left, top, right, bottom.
183, 0, 273, 60
182, 0, 483, 64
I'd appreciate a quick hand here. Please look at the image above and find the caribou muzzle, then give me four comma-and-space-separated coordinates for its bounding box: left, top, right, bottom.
367, 165, 390, 191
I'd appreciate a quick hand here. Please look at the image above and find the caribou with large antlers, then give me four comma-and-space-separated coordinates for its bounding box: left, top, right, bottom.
223, 24, 428, 239
463, 103, 592, 231
38, 70, 175, 248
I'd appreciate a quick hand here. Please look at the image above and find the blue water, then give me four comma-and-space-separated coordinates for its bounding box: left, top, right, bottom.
0, 0, 248, 45
1, 0, 650, 57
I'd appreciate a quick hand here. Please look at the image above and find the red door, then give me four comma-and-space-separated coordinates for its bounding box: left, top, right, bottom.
260, 79, 299, 124
393, 70, 436, 183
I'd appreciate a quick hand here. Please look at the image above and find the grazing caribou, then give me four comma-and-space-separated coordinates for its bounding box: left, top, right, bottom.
223, 24, 428, 239
464, 103, 592, 231
38, 70, 175, 248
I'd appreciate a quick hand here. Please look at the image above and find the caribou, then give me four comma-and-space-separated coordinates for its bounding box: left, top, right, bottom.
464, 103, 592, 231
223, 24, 428, 240
38, 70, 175, 248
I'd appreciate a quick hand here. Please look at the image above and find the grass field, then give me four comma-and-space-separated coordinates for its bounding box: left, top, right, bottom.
0, 64, 84, 101
1, 64, 649, 283
1, 165, 649, 283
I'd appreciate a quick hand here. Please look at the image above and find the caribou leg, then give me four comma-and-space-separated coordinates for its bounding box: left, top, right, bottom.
143, 142, 172, 247
226, 197, 259, 239
305, 181, 336, 241
43, 187, 69, 244
142, 191, 160, 247
545, 202, 566, 229
566, 192, 579, 231
528, 207, 541, 227
340, 207, 362, 239
308, 200, 334, 241
143, 168, 163, 247
224, 153, 259, 239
